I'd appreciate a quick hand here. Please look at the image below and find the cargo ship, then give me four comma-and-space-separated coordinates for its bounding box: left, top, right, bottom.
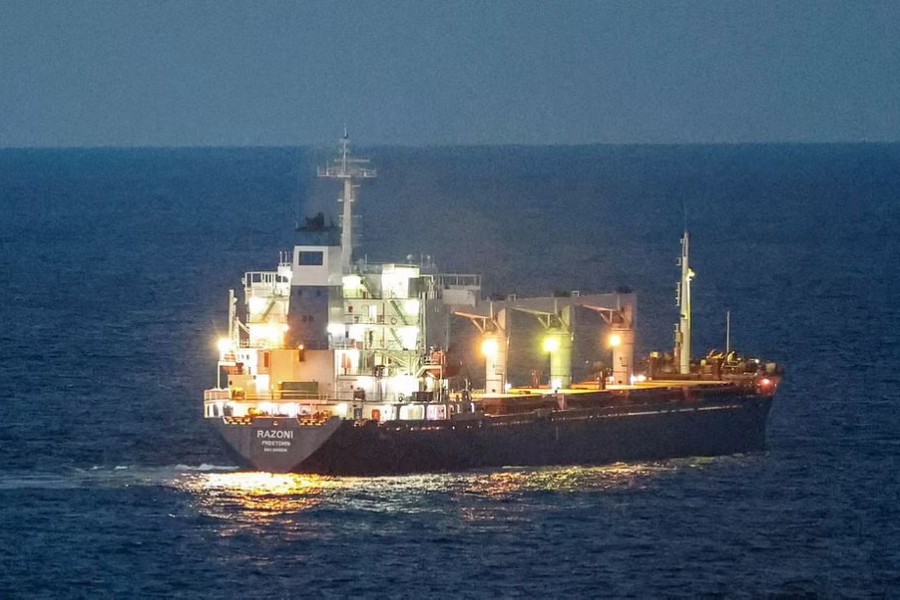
203, 135, 781, 475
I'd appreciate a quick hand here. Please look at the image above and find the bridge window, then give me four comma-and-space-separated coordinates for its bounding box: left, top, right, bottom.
298, 251, 324, 266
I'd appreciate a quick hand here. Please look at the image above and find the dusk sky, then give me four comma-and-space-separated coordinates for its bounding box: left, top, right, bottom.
2, 0, 898, 147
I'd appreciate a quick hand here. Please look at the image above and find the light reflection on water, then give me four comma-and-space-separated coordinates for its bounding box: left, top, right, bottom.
175, 472, 340, 527
173, 459, 707, 532
460, 462, 680, 497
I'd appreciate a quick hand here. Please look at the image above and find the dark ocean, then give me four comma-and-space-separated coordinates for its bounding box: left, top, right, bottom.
1, 144, 899, 597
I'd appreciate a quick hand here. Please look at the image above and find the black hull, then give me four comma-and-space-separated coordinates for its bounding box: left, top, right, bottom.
210, 395, 774, 476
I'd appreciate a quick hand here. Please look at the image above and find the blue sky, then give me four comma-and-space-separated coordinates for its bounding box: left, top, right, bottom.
1, 0, 898, 147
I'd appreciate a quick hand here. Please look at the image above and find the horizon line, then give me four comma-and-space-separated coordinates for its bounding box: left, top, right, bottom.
0, 139, 897, 152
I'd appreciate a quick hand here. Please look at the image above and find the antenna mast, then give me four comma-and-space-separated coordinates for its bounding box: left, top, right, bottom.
725, 309, 731, 355
675, 231, 694, 375
317, 129, 377, 271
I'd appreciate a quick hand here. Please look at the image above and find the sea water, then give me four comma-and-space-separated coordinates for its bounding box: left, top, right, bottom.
1, 144, 898, 597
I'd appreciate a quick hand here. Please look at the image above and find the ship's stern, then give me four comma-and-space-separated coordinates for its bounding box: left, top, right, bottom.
209, 416, 343, 473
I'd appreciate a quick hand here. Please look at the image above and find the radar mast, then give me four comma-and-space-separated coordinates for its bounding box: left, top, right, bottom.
317, 129, 377, 270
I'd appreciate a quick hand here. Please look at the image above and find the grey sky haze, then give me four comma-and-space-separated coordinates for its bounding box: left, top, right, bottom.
1, 0, 898, 147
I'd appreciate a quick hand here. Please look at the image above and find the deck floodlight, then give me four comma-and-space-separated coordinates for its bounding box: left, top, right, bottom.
481, 337, 499, 358
543, 336, 560, 353
217, 338, 233, 354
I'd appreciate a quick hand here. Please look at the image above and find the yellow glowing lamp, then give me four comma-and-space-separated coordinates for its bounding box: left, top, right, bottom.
217, 338, 233, 354
267, 324, 284, 344
542, 336, 560, 353
608, 333, 622, 348
481, 338, 499, 359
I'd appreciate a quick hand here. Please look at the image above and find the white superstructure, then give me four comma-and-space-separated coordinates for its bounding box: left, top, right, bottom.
205, 134, 480, 422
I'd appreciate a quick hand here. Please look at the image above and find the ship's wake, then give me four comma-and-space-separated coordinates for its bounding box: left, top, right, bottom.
0, 464, 240, 490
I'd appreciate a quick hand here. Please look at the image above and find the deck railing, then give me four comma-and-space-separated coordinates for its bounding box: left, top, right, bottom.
204, 389, 333, 403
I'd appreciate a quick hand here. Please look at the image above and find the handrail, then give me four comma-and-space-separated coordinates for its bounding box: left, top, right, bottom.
233, 392, 333, 403
203, 389, 230, 401
204, 388, 335, 403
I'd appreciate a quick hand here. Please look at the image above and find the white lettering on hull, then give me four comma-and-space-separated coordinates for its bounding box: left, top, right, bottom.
256, 430, 294, 440
256, 429, 294, 453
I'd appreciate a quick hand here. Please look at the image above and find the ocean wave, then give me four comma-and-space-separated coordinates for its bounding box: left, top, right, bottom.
0, 474, 83, 490
171, 463, 241, 472
0, 464, 239, 490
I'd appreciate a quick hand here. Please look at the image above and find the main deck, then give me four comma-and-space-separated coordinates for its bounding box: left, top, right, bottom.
204, 373, 778, 427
